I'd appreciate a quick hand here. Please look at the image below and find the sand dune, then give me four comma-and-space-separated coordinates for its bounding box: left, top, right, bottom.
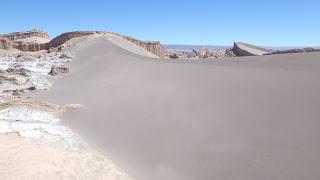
33, 34, 320, 180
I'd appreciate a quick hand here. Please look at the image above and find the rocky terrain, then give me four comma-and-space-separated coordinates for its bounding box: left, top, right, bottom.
2, 29, 49, 41
0, 37, 14, 50
164, 42, 269, 59
0, 45, 79, 147
2, 29, 318, 61
1, 28, 320, 180
265, 47, 320, 55
0, 29, 164, 57
165, 42, 320, 59
0, 30, 167, 148
0, 29, 50, 51
165, 47, 235, 59
0, 31, 169, 180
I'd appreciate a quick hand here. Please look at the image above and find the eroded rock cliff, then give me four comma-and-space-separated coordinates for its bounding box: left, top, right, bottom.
0, 37, 14, 49
232, 42, 272, 56
114, 33, 164, 57
0, 29, 165, 57
44, 31, 96, 49
46, 31, 165, 57
2, 29, 49, 41
15, 43, 45, 52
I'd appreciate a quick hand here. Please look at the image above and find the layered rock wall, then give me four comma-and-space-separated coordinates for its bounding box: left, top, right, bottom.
0, 37, 14, 49
14, 43, 45, 52
115, 33, 164, 57
44, 31, 96, 49
45, 31, 165, 57
0, 30, 164, 57
2, 29, 49, 41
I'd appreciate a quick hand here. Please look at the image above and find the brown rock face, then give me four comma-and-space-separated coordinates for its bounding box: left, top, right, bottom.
1, 29, 48, 51
115, 33, 164, 57
45, 31, 165, 57
0, 37, 14, 49
14, 43, 45, 52
0, 29, 164, 57
2, 29, 49, 41
44, 31, 96, 49
0, 37, 45, 52
232, 42, 272, 56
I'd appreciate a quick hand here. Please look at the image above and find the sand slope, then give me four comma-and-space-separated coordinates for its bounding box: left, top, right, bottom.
33, 35, 320, 180
0, 134, 130, 180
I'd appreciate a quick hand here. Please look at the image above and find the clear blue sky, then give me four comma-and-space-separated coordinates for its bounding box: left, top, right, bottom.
1, 0, 319, 46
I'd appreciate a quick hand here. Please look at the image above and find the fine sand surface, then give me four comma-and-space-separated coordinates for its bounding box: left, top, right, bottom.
0, 134, 130, 180
33, 35, 320, 180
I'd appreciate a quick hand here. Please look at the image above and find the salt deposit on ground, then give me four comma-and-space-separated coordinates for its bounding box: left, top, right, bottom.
0, 55, 71, 94
0, 106, 84, 149
0, 51, 85, 149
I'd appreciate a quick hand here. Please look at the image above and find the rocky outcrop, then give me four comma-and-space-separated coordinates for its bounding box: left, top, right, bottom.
48, 65, 69, 76
169, 53, 179, 59
0, 29, 165, 57
45, 31, 165, 57
198, 48, 215, 58
232, 42, 272, 56
265, 48, 320, 55
0, 37, 14, 49
1, 29, 48, 51
44, 31, 96, 49
0, 75, 19, 84
224, 49, 236, 57
2, 29, 49, 41
114, 33, 164, 57
166, 48, 232, 59
14, 43, 45, 52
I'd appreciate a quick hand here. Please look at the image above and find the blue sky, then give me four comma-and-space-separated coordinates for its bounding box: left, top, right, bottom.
1, 0, 319, 46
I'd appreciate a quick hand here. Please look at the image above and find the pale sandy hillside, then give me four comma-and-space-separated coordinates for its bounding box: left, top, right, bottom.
33, 34, 320, 180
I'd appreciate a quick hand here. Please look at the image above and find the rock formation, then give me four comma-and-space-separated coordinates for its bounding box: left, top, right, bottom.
114, 33, 164, 57
166, 48, 232, 59
169, 53, 179, 59
14, 43, 45, 52
2, 29, 49, 41
44, 31, 95, 49
232, 42, 272, 56
45, 31, 165, 57
0, 29, 165, 57
265, 48, 320, 55
2, 29, 319, 59
0, 37, 14, 49
48, 65, 69, 76
224, 49, 236, 57
198, 48, 215, 58
0, 29, 48, 51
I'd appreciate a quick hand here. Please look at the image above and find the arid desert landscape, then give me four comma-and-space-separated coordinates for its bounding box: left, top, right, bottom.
1, 28, 320, 180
